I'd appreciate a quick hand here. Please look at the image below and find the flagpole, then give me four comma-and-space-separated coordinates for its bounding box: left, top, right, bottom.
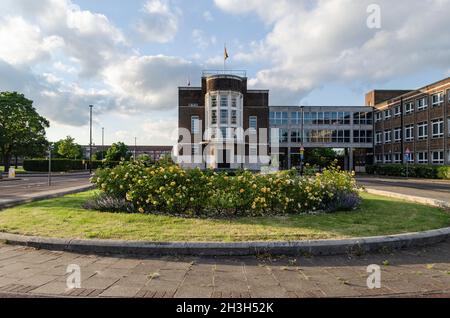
224, 44, 226, 72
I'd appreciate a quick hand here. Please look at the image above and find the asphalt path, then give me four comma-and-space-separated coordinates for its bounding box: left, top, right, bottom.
0, 174, 92, 206
357, 176, 450, 202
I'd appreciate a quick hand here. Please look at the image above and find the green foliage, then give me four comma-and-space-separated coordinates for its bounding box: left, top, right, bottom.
305, 148, 339, 167
105, 142, 131, 162
92, 162, 361, 217
366, 164, 449, 179
436, 166, 450, 180
0, 92, 49, 171
56, 136, 83, 159
137, 154, 154, 166
23, 159, 120, 172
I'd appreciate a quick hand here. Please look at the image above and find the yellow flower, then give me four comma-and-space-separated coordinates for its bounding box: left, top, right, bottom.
138, 207, 144, 213
240, 189, 245, 193
170, 181, 176, 187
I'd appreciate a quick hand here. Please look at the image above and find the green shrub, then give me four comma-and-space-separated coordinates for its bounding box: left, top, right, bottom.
366, 164, 449, 179
91, 162, 361, 217
437, 166, 450, 180
23, 159, 120, 172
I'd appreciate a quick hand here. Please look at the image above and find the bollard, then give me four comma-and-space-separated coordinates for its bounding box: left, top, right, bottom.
8, 167, 16, 179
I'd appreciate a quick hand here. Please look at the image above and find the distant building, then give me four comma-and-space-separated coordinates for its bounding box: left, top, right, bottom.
82, 145, 173, 161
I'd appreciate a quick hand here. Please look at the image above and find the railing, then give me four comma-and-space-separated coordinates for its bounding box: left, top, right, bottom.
202, 70, 247, 78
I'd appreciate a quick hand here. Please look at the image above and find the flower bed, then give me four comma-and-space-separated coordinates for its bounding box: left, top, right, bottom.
90, 162, 361, 217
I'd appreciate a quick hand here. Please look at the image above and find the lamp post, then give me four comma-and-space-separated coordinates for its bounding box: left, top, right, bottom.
101, 127, 104, 160
300, 106, 305, 175
89, 105, 93, 174
48, 144, 54, 186
134, 137, 137, 161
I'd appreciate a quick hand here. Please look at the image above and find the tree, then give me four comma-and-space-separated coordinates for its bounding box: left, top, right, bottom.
57, 136, 83, 159
105, 142, 131, 162
305, 148, 339, 168
0, 92, 49, 172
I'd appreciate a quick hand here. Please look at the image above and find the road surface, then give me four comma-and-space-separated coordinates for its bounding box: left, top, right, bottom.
357, 176, 450, 202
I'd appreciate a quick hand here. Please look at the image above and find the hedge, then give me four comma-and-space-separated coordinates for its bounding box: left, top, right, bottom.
366, 164, 450, 180
23, 159, 120, 172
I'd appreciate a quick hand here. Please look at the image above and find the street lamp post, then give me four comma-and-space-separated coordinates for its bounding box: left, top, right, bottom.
48, 144, 53, 186
134, 137, 137, 161
101, 127, 104, 161
300, 106, 305, 175
89, 105, 93, 174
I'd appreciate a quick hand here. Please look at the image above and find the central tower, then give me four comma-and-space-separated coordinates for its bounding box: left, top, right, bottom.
178, 70, 270, 170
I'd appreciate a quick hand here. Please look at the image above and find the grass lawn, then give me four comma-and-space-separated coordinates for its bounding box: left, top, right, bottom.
0, 191, 449, 242
0, 166, 26, 173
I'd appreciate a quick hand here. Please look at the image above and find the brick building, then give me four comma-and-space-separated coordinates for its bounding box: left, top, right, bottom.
367, 77, 450, 165
177, 71, 270, 170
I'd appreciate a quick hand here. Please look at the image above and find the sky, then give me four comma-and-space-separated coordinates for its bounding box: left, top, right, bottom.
0, 0, 449, 146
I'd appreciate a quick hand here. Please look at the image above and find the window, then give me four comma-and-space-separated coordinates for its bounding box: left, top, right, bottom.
417, 152, 428, 164
416, 97, 428, 111
220, 96, 228, 108
448, 89, 450, 102
394, 153, 402, 163
219, 127, 228, 139
211, 96, 217, 108
384, 154, 392, 164
375, 132, 382, 145
344, 113, 351, 125
279, 129, 289, 143
220, 109, 228, 125
431, 92, 444, 107
323, 112, 331, 125
231, 97, 237, 108
405, 125, 414, 141
406, 153, 414, 164
249, 144, 258, 157
211, 110, 217, 125
394, 128, 402, 142
432, 119, 444, 138
270, 112, 288, 125
375, 155, 383, 164
375, 112, 382, 122
191, 144, 200, 156
384, 130, 392, 143
384, 109, 391, 120
191, 116, 200, 134
448, 117, 450, 136
291, 130, 301, 143
249, 116, 257, 131
417, 122, 428, 140
432, 151, 444, 164
231, 110, 237, 125
354, 130, 373, 143
404, 102, 414, 114
394, 105, 401, 117
291, 112, 301, 125
354, 112, 372, 125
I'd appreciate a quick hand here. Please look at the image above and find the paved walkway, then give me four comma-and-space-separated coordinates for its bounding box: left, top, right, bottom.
0, 241, 449, 298
0, 174, 92, 208
357, 176, 450, 203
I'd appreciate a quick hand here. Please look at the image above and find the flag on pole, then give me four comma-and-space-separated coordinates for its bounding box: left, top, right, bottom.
224, 46, 229, 61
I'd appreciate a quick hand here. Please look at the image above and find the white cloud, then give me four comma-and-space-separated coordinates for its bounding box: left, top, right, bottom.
192, 29, 217, 49
141, 119, 178, 145
103, 55, 200, 112
203, 10, 214, 22
134, 0, 180, 43
215, 0, 450, 103
0, 16, 63, 65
